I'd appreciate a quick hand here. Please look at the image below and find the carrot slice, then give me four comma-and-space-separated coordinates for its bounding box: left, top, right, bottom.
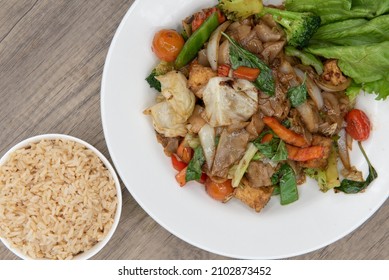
261, 133, 273, 144
263, 117, 309, 147
286, 144, 325, 161
218, 64, 231, 77
233, 66, 260, 81
177, 141, 194, 163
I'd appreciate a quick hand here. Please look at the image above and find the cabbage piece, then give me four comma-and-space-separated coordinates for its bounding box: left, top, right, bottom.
144, 71, 195, 137
201, 77, 258, 127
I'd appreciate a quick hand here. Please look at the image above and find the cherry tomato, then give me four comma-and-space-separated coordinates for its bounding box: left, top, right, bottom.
205, 178, 234, 202
345, 109, 371, 141
151, 29, 185, 62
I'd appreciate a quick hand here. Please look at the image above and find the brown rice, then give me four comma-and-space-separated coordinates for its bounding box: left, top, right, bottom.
0, 139, 117, 259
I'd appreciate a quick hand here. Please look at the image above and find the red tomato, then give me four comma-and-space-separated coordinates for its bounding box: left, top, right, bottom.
151, 29, 185, 62
205, 178, 234, 202
171, 154, 187, 172
345, 109, 371, 141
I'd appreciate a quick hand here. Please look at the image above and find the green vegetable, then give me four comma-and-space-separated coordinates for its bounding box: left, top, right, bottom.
223, 33, 275, 95
310, 15, 389, 46
232, 143, 258, 187
185, 146, 205, 182
272, 164, 299, 205
285, 0, 389, 24
306, 41, 389, 100
304, 145, 340, 192
217, 0, 263, 21
287, 78, 308, 107
175, 12, 219, 69
145, 61, 174, 92
285, 46, 323, 74
259, 7, 321, 48
253, 131, 288, 162
335, 142, 377, 194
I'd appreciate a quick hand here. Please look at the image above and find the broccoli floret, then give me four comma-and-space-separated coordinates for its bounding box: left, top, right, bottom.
217, 0, 263, 21
260, 7, 321, 48
145, 61, 174, 92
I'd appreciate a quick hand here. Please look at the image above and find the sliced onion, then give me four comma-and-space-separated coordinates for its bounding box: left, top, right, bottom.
338, 128, 351, 170
316, 77, 351, 92
296, 102, 318, 133
198, 123, 216, 170
294, 67, 324, 109
207, 21, 231, 71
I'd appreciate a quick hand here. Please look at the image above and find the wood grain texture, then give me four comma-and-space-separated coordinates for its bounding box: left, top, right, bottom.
0, 0, 387, 260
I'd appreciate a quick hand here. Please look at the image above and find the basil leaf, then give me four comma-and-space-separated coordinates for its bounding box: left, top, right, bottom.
287, 81, 308, 107
253, 131, 288, 162
335, 142, 377, 193
273, 163, 299, 205
185, 146, 205, 182
223, 32, 275, 96
272, 185, 281, 196
271, 139, 288, 162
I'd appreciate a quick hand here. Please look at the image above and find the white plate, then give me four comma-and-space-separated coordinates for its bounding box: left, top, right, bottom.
101, 0, 389, 259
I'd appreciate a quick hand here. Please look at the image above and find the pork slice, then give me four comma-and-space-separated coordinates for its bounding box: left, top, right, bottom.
211, 128, 250, 178
245, 161, 276, 188
156, 133, 180, 157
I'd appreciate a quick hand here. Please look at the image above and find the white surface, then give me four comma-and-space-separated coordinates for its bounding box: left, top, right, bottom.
101, 0, 389, 259
0, 134, 122, 260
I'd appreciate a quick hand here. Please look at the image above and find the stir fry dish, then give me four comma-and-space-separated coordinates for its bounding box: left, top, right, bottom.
144, 0, 383, 212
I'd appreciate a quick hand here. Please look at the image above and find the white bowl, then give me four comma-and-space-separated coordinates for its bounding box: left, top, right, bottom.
0, 134, 122, 260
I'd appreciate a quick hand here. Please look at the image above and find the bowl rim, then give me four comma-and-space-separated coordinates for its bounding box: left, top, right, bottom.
0, 133, 122, 260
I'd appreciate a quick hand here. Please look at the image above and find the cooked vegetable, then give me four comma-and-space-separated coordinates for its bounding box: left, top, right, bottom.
287, 78, 308, 107
223, 33, 275, 95
263, 117, 309, 147
335, 142, 377, 193
185, 146, 205, 182
253, 131, 288, 162
152, 29, 185, 62
171, 154, 188, 171
217, 0, 263, 21
259, 7, 321, 48
205, 178, 234, 202
175, 166, 188, 187
207, 21, 231, 71
201, 77, 258, 127
198, 123, 216, 169
232, 66, 261, 81
272, 163, 299, 205
217, 64, 231, 77
175, 12, 220, 69
286, 145, 324, 162
145, 61, 175, 91
232, 143, 258, 187
345, 109, 371, 141
192, 7, 226, 32
285, 46, 323, 74
143, 71, 195, 137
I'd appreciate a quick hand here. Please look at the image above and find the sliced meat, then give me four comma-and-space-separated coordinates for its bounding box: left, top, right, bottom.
299, 135, 333, 169
211, 128, 250, 178
155, 133, 180, 157
246, 112, 265, 139
258, 78, 290, 119
188, 64, 217, 96
254, 22, 282, 42
245, 161, 276, 188
234, 178, 274, 212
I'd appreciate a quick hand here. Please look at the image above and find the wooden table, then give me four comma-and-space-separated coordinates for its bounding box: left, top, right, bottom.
0, 0, 387, 260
